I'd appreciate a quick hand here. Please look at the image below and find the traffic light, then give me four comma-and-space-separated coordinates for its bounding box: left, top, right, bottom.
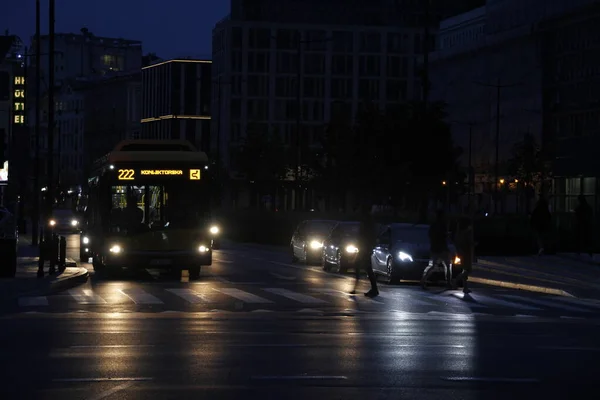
0, 128, 6, 164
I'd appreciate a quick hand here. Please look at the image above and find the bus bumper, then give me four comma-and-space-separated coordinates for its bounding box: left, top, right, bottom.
104, 250, 212, 269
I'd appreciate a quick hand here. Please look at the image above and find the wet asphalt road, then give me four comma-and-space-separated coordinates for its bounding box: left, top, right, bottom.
1, 235, 599, 399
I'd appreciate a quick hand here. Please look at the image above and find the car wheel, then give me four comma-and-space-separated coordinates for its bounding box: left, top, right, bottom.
387, 258, 399, 284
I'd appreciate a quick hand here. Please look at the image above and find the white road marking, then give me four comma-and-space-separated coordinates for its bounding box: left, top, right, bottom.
118, 289, 163, 305
442, 377, 539, 383
70, 345, 155, 349
213, 258, 234, 264
251, 376, 348, 380
87, 381, 138, 400
554, 296, 600, 310
52, 377, 153, 382
69, 289, 107, 305
166, 288, 212, 304
451, 292, 540, 311
538, 346, 600, 352
263, 288, 327, 304
229, 344, 307, 347
377, 291, 438, 307
502, 295, 591, 313
270, 272, 296, 280
213, 288, 273, 303
311, 288, 383, 303
18, 297, 48, 306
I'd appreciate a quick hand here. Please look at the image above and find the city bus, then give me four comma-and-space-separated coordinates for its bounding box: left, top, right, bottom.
80, 140, 213, 279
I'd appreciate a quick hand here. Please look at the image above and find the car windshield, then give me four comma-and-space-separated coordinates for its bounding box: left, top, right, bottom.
105, 183, 208, 234
305, 221, 336, 235
339, 224, 360, 237
393, 227, 430, 244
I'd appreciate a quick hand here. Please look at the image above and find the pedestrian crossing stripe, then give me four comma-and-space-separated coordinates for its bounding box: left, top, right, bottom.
13, 287, 600, 315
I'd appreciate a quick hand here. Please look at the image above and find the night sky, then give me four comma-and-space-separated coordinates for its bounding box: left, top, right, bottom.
1, 0, 230, 58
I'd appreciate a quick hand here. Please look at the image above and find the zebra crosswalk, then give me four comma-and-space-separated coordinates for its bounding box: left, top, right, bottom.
9, 285, 600, 317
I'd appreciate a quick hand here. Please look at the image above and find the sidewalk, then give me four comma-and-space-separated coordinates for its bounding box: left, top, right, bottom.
0, 235, 88, 301
474, 254, 600, 299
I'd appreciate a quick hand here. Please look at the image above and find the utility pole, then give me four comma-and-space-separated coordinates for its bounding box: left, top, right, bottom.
32, 0, 41, 246
295, 40, 302, 210
422, 0, 431, 106
474, 78, 521, 214
46, 0, 55, 221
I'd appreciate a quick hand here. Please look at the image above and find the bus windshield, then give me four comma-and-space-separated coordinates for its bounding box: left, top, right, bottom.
106, 183, 207, 234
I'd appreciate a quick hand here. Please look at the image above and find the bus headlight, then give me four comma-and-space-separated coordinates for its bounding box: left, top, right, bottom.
82, 236, 90, 244
109, 244, 122, 254
454, 256, 461, 265
48, 219, 56, 227
398, 251, 413, 262
71, 219, 79, 226
310, 240, 323, 249
198, 245, 209, 253
345, 244, 359, 253
210, 225, 219, 235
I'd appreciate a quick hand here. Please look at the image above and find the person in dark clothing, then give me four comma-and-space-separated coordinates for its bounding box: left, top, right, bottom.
452, 217, 474, 294
575, 195, 593, 257
351, 204, 379, 298
531, 197, 552, 255
421, 209, 451, 289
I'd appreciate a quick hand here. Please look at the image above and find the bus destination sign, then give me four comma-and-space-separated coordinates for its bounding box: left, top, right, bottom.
117, 169, 202, 181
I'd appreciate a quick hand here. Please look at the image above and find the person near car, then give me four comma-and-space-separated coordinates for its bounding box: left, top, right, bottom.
452, 216, 474, 294
421, 209, 451, 289
531, 197, 552, 256
351, 204, 379, 298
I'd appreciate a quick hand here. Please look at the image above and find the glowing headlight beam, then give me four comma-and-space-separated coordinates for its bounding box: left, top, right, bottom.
398, 251, 413, 262
210, 225, 219, 235
345, 244, 359, 253
109, 245, 122, 254
310, 240, 323, 249
71, 219, 79, 226
454, 256, 461, 265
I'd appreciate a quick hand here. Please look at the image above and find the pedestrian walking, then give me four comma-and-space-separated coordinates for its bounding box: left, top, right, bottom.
350, 204, 379, 298
452, 216, 474, 294
421, 209, 451, 289
575, 195, 593, 257
531, 197, 552, 255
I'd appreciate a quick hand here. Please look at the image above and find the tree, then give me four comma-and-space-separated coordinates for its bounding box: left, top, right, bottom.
237, 124, 287, 183
507, 133, 551, 210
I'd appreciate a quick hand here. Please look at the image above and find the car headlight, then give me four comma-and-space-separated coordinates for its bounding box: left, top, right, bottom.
71, 219, 79, 226
454, 256, 461, 265
345, 244, 359, 253
82, 236, 90, 244
109, 244, 122, 254
48, 219, 56, 227
310, 240, 323, 249
210, 225, 219, 235
198, 245, 209, 253
398, 251, 413, 262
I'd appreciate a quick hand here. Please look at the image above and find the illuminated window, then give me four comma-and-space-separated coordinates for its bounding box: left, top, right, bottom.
101, 54, 123, 71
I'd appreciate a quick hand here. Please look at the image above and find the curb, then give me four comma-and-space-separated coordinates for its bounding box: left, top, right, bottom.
469, 276, 574, 297
17, 259, 89, 298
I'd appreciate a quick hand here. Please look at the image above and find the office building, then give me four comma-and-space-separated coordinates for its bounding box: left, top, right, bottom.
141, 59, 211, 152
539, 2, 600, 214
212, 0, 481, 209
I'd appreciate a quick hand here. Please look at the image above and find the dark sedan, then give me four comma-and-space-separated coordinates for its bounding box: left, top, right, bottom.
321, 221, 361, 273
371, 223, 462, 284
290, 219, 337, 264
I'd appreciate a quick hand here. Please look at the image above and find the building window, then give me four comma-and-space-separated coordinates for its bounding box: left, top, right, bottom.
231, 27, 243, 49
359, 32, 381, 52
332, 31, 353, 53
101, 54, 123, 71
331, 55, 353, 76
247, 75, 269, 97
359, 56, 380, 76
276, 29, 300, 50
248, 28, 271, 49
247, 52, 270, 73
304, 54, 325, 74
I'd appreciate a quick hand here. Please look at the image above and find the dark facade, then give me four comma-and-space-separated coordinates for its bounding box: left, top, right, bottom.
141, 59, 211, 153
77, 72, 142, 176
540, 2, 600, 213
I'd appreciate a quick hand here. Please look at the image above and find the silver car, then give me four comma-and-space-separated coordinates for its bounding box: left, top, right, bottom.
371, 223, 462, 284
